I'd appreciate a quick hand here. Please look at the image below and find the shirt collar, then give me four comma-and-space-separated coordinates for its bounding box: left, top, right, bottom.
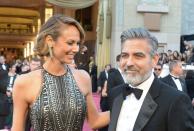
170, 73, 179, 79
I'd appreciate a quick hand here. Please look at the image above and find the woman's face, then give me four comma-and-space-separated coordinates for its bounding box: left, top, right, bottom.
173, 51, 178, 57
52, 25, 80, 64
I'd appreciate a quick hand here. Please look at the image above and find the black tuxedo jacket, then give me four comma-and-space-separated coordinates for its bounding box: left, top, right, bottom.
0, 64, 9, 116
108, 77, 194, 131
0, 64, 8, 94
98, 70, 108, 111
185, 71, 194, 99
98, 70, 108, 88
107, 68, 125, 94
160, 74, 188, 93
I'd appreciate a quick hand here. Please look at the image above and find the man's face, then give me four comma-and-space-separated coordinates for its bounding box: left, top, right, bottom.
0, 56, 5, 64
174, 62, 183, 77
30, 61, 41, 71
105, 65, 111, 71
167, 50, 172, 56
120, 39, 158, 86
154, 65, 162, 76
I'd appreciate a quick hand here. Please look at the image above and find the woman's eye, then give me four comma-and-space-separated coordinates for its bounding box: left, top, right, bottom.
67, 42, 73, 45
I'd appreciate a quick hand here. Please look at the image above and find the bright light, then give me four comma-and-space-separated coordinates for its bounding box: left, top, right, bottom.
24, 48, 27, 58
27, 43, 30, 57
30, 41, 34, 55
45, 8, 53, 22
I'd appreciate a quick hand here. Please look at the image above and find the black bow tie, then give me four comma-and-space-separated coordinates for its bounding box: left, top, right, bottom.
123, 84, 143, 100
171, 75, 179, 79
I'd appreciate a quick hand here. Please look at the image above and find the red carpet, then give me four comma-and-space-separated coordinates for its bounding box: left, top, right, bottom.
82, 93, 101, 131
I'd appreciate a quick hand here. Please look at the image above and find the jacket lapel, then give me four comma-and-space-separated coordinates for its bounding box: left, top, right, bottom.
108, 94, 124, 131
179, 79, 188, 93
133, 78, 160, 131
133, 93, 157, 131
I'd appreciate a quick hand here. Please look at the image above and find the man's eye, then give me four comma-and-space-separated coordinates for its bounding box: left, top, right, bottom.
134, 53, 145, 58
121, 54, 128, 58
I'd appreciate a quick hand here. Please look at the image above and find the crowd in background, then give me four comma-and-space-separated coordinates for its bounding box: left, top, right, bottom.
0, 56, 41, 130
0, 42, 194, 130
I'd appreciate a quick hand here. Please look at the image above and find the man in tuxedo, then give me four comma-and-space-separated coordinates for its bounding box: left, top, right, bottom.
98, 64, 111, 94
185, 70, 194, 107
160, 60, 188, 94
98, 64, 111, 131
99, 55, 125, 131
153, 63, 162, 77
0, 55, 9, 129
108, 28, 194, 131
107, 54, 125, 93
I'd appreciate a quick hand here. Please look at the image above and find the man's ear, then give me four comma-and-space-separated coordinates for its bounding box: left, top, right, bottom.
152, 54, 159, 67
45, 35, 54, 47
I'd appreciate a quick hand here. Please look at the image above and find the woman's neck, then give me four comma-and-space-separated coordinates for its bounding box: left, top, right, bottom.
43, 58, 67, 76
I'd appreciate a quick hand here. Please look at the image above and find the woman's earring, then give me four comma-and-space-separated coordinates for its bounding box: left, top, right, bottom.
48, 46, 53, 57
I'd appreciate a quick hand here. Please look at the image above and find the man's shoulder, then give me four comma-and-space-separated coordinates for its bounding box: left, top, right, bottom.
109, 68, 118, 73
109, 83, 125, 97
100, 70, 105, 74
160, 74, 171, 81
108, 68, 120, 76
155, 78, 186, 98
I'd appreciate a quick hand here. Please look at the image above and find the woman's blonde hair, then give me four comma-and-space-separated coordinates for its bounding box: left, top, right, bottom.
34, 14, 85, 56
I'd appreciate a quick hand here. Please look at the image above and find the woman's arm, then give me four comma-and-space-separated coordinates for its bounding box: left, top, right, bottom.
86, 91, 110, 129
11, 75, 30, 131
76, 70, 110, 129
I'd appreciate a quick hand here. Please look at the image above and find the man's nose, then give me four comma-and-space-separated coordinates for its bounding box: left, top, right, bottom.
126, 56, 135, 66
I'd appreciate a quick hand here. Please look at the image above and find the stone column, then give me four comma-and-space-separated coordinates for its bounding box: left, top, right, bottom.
110, 0, 124, 67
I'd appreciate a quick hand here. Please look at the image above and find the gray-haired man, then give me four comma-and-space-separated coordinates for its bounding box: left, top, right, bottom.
108, 28, 194, 131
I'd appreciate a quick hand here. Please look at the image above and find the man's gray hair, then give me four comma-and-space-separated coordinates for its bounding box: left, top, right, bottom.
169, 60, 180, 72
120, 27, 158, 56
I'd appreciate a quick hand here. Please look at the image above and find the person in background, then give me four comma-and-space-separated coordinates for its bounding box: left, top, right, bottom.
89, 56, 97, 92
15, 59, 22, 74
0, 55, 9, 129
153, 63, 162, 77
185, 70, 194, 107
24, 57, 42, 131
5, 63, 17, 129
29, 57, 42, 71
20, 62, 30, 75
98, 64, 111, 131
98, 64, 111, 94
160, 60, 188, 94
74, 45, 89, 72
107, 54, 125, 97
12, 14, 109, 131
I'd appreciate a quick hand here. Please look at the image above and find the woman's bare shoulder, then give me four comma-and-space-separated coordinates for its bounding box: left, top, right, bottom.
14, 70, 42, 89
71, 68, 90, 81
70, 68, 91, 95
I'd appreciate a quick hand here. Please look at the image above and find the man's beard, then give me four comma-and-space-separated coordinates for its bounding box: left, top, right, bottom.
123, 68, 152, 86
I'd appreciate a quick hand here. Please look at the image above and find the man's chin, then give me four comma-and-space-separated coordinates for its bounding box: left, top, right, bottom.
126, 79, 140, 86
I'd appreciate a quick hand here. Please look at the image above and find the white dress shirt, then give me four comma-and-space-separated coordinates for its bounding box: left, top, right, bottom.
116, 73, 155, 131
171, 74, 183, 91
2, 64, 6, 70
105, 71, 108, 79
